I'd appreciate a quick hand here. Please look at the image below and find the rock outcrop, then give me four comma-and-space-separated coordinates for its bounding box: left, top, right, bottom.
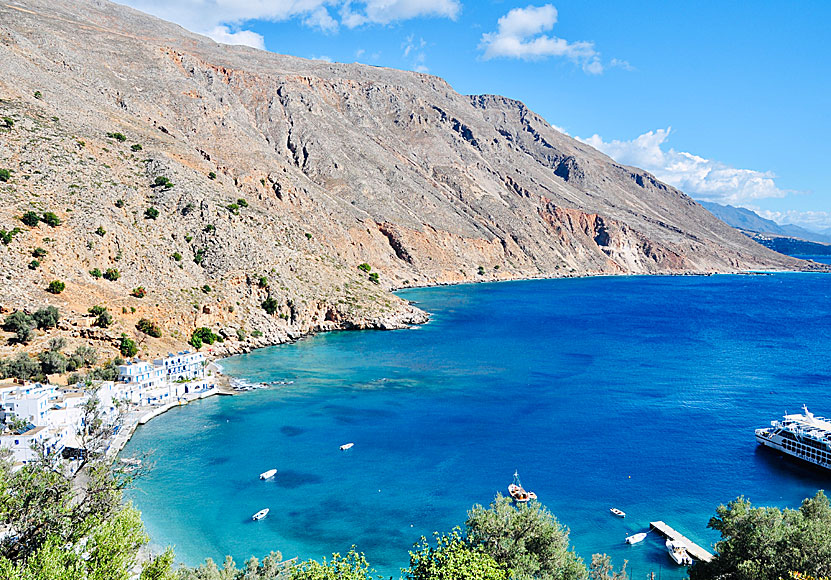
0, 0, 821, 359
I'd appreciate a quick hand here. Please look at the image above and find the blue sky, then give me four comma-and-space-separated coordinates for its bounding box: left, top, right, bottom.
117, 0, 831, 232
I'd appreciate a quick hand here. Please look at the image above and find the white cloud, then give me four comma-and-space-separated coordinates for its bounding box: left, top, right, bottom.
579, 128, 790, 205
402, 35, 429, 72
479, 4, 603, 74
758, 210, 831, 231
205, 25, 265, 49
116, 0, 461, 45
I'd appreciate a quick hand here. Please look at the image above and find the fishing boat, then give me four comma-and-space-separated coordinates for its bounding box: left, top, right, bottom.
259, 469, 277, 480
610, 508, 626, 518
625, 532, 647, 544
666, 539, 693, 565
340, 442, 354, 450
252, 508, 269, 521
508, 471, 537, 503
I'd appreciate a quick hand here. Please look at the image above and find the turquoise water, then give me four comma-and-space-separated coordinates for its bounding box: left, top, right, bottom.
124, 274, 831, 578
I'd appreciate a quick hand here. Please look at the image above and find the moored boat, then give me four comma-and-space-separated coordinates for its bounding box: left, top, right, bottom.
610, 508, 626, 518
625, 532, 647, 544
508, 471, 537, 503
666, 539, 693, 566
259, 469, 277, 480
252, 508, 269, 521
340, 442, 354, 450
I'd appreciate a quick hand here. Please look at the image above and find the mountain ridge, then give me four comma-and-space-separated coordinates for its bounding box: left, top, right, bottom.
0, 0, 824, 362
699, 201, 831, 244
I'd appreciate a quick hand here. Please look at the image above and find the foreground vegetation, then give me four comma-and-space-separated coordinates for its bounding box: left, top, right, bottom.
0, 403, 829, 580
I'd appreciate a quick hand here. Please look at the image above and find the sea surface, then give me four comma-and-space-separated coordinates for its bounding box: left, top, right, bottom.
123, 274, 831, 579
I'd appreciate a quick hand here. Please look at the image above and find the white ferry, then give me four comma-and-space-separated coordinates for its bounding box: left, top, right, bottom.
755, 406, 831, 471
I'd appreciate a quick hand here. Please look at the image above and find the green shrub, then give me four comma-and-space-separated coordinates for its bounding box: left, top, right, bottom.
190, 326, 221, 347
89, 306, 112, 328
28, 260, 39, 270
236, 328, 245, 340
95, 226, 106, 236
1, 117, 13, 129
251, 329, 263, 338
119, 334, 137, 357
477, 266, 485, 276
130, 144, 142, 152
41, 212, 61, 227
103, 268, 120, 281
194, 248, 205, 265
305, 232, 312, 239
153, 176, 173, 189
32, 247, 47, 258
184, 234, 193, 243
38, 350, 67, 374
172, 252, 182, 262
201, 284, 211, 294
258, 275, 269, 288
3, 311, 35, 343
33, 306, 60, 330
144, 207, 159, 220
136, 318, 162, 338
237, 198, 248, 208
33, 90, 42, 99
208, 171, 216, 180
181, 202, 195, 216
369, 272, 380, 284
131, 287, 146, 298
90, 268, 102, 279
0, 168, 10, 182
74, 345, 98, 367
106, 132, 127, 142
46, 280, 65, 294
21, 211, 40, 227
226, 203, 239, 215
0, 229, 16, 245
262, 296, 278, 315
115, 199, 125, 208
358, 263, 371, 273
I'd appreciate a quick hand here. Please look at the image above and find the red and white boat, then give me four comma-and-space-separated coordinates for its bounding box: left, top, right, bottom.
508, 471, 537, 503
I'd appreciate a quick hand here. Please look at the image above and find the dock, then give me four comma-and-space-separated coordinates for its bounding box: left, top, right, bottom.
650, 521, 714, 563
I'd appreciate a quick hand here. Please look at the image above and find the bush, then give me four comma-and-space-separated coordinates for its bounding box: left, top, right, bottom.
153, 176, 173, 189
184, 234, 193, 243
136, 318, 162, 338
32, 247, 47, 258
115, 199, 125, 208
262, 297, 278, 315
0, 168, 10, 182
188, 333, 202, 349
28, 260, 40, 270
33, 90, 42, 99
251, 329, 263, 338
21, 211, 40, 227
106, 132, 127, 142
33, 306, 59, 330
358, 263, 371, 273
172, 252, 182, 262
1, 352, 42, 380
89, 306, 113, 328
189, 327, 222, 349
0, 228, 20, 245
203, 224, 215, 233
103, 268, 120, 281
144, 207, 159, 220
258, 275, 269, 288
194, 248, 205, 265
74, 345, 98, 367
3, 311, 35, 343
90, 268, 102, 279
119, 334, 137, 357
237, 198, 248, 208
95, 226, 106, 236
226, 203, 239, 215
41, 212, 61, 227
305, 232, 313, 239
130, 144, 142, 152
208, 171, 216, 180
38, 350, 67, 374
47, 280, 65, 294
369, 272, 380, 284
130, 287, 146, 298
201, 284, 211, 294
1, 117, 13, 129
405, 530, 507, 580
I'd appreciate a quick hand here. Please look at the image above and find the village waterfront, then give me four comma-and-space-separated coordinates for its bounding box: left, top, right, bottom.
123, 273, 831, 578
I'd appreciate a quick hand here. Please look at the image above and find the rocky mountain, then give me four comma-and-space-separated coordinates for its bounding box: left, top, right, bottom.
699, 201, 831, 244
0, 0, 823, 362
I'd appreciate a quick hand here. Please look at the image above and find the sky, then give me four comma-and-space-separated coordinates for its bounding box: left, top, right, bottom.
116, 0, 831, 232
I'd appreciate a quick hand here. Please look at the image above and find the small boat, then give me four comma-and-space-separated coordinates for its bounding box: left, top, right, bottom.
610, 508, 626, 518
666, 540, 693, 566
625, 532, 647, 544
508, 471, 537, 503
259, 469, 277, 480
252, 508, 269, 521
340, 443, 354, 450
120, 457, 141, 467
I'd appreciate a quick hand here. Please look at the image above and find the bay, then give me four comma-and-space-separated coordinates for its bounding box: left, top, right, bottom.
123, 274, 831, 578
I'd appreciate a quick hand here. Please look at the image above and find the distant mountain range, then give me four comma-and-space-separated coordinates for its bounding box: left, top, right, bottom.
699, 201, 831, 244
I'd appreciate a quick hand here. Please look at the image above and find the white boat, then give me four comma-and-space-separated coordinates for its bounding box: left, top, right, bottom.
508, 471, 537, 503
252, 508, 269, 521
259, 469, 277, 480
755, 405, 831, 471
625, 532, 647, 544
610, 508, 626, 518
666, 539, 693, 566
340, 442, 354, 450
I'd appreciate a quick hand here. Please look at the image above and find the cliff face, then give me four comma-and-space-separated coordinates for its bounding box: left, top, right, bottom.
0, 0, 818, 359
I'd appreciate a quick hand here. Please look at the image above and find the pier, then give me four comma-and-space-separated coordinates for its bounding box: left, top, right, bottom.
650, 521, 714, 563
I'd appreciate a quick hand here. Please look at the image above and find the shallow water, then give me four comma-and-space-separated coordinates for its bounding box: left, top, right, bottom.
124, 274, 831, 578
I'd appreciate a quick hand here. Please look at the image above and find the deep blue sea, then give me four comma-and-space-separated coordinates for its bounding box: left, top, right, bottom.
123, 274, 831, 579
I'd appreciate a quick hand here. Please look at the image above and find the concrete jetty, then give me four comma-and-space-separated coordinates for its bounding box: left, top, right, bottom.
650, 521, 714, 563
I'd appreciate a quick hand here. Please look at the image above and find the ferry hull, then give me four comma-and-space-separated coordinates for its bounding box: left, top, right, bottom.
755, 429, 831, 472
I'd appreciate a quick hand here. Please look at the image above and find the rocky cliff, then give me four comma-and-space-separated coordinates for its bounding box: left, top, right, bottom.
0, 0, 820, 361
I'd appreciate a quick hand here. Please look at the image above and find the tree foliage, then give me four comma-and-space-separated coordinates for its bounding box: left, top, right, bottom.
119, 335, 137, 358
137, 319, 163, 338
3, 311, 35, 343
290, 548, 376, 580
466, 494, 587, 580
46, 280, 65, 294
21, 211, 40, 227
405, 529, 507, 580
689, 491, 831, 580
